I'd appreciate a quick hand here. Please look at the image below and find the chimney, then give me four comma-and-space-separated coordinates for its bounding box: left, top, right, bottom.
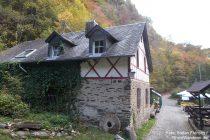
85, 20, 98, 34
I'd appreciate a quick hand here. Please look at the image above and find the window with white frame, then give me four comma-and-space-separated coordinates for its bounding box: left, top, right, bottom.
94, 40, 104, 54
51, 46, 60, 57
15, 49, 36, 58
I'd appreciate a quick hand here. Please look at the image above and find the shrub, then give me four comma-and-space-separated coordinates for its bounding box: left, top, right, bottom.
0, 91, 29, 117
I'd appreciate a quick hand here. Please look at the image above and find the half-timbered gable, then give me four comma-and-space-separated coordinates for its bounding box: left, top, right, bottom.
81, 57, 128, 78
130, 36, 149, 82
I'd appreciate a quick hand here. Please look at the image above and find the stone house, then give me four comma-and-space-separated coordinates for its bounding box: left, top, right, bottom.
0, 21, 153, 130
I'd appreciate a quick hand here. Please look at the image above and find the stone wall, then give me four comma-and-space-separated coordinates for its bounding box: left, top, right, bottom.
130, 79, 151, 129
76, 78, 151, 129
76, 79, 131, 128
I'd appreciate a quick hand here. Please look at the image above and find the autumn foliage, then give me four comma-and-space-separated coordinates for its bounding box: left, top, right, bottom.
0, 0, 209, 93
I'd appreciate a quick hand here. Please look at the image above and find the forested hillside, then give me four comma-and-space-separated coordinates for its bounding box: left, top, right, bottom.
0, 0, 209, 93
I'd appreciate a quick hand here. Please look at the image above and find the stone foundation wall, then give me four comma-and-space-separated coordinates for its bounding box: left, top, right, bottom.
76, 79, 131, 128
130, 79, 151, 129
76, 78, 151, 129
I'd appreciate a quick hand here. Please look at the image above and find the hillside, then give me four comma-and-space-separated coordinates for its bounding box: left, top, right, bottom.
0, 0, 209, 93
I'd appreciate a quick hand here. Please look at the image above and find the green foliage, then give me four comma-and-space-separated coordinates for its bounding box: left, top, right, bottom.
71, 127, 114, 140
22, 61, 81, 113
0, 91, 29, 117
0, 61, 81, 116
190, 63, 210, 82
0, 63, 23, 95
136, 118, 156, 140
0, 0, 91, 48
95, 0, 105, 5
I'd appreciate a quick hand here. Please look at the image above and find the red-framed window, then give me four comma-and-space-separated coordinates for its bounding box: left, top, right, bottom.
136, 49, 139, 67
145, 88, 149, 105
137, 88, 141, 109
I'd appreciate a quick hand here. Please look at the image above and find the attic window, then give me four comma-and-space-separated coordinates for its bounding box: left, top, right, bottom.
94, 40, 104, 54
51, 46, 61, 57
15, 49, 36, 58
49, 41, 64, 58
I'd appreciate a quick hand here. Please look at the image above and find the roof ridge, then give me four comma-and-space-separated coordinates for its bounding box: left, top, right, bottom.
62, 22, 146, 35
104, 22, 146, 29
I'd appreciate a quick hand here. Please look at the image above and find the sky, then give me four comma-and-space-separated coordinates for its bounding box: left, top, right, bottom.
131, 0, 210, 49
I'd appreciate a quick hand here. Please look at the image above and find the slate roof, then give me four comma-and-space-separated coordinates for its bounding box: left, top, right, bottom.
0, 22, 153, 72
187, 80, 210, 93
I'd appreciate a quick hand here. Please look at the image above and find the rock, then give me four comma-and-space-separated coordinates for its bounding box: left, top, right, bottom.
125, 126, 137, 140
114, 134, 125, 140
31, 131, 50, 138
64, 125, 73, 133
56, 132, 62, 137
99, 114, 121, 134
150, 111, 156, 118
0, 124, 6, 129
10, 132, 18, 138
51, 131, 56, 137
71, 130, 80, 136
14, 122, 42, 130
15, 131, 30, 139
155, 109, 160, 114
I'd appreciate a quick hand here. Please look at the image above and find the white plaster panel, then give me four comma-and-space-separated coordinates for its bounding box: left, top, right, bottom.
130, 43, 149, 82
94, 58, 111, 77
81, 57, 128, 78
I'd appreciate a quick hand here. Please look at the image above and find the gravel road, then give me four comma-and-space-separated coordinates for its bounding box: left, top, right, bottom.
144, 95, 200, 140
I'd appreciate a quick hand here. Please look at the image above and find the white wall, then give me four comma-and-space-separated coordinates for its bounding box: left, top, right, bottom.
130, 36, 149, 82
81, 57, 128, 78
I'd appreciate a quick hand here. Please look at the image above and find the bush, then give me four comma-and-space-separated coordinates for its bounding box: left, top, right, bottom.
0, 91, 29, 117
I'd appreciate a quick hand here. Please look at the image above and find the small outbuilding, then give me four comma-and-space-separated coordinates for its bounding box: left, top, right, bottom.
187, 80, 210, 130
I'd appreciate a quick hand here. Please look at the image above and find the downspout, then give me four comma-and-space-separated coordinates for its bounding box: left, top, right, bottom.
18, 63, 27, 73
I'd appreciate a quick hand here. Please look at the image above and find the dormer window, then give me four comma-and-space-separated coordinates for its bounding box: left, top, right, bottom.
85, 21, 118, 56
15, 49, 36, 58
49, 45, 64, 58
94, 40, 104, 54
49, 40, 64, 58
51, 46, 61, 57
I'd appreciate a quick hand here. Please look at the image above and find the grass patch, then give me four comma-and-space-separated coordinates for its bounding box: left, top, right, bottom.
23, 112, 71, 130
72, 127, 114, 140
0, 127, 114, 140
136, 118, 156, 140
0, 132, 11, 140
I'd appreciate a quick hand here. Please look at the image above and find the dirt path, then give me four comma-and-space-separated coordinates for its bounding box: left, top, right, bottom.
145, 95, 198, 140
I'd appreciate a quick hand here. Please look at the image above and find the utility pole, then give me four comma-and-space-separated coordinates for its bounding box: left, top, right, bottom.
198, 64, 202, 81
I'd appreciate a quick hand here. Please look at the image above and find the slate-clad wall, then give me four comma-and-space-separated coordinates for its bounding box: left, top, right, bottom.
76, 78, 151, 129
130, 79, 151, 128
76, 79, 131, 128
